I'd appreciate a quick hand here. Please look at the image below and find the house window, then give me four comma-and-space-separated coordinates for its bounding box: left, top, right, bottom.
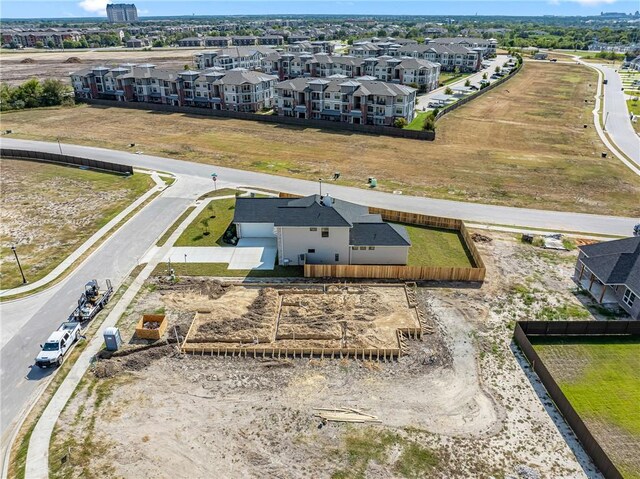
307, 249, 316, 254
321, 228, 329, 238
351, 246, 358, 250
309, 227, 318, 231
359, 246, 366, 250
368, 246, 375, 250
335, 254, 340, 262
623, 288, 637, 307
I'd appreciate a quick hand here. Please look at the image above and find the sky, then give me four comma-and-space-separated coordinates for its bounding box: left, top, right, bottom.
1, 0, 639, 19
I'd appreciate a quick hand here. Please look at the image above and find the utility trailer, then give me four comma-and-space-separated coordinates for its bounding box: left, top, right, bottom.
71, 279, 113, 322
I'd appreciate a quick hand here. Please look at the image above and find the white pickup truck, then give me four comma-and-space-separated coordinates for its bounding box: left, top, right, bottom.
35, 322, 82, 368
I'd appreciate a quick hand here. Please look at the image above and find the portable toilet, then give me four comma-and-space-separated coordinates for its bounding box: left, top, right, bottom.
103, 327, 122, 351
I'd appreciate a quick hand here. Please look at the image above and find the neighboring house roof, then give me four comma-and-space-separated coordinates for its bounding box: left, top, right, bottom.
234, 195, 411, 247
579, 236, 640, 295
350, 223, 411, 246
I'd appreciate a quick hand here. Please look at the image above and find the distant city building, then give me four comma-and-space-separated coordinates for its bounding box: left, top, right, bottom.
106, 4, 138, 23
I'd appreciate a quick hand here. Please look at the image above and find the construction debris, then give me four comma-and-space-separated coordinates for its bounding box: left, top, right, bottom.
63, 57, 82, 64
471, 232, 493, 243
313, 407, 381, 424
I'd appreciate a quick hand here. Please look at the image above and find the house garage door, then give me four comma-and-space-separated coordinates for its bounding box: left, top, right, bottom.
239, 223, 275, 238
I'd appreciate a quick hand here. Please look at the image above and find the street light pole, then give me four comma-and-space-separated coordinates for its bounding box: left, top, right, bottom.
57, 138, 63, 155
11, 246, 27, 284
318, 178, 323, 196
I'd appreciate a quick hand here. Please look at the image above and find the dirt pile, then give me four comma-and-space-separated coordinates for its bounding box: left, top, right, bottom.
63, 57, 82, 64
20, 58, 35, 64
471, 232, 493, 243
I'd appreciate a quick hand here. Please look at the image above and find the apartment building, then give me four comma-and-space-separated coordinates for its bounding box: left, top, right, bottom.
426, 37, 497, 58
106, 3, 138, 23
178, 37, 204, 47
71, 65, 277, 112
348, 42, 385, 57
2, 29, 82, 48
193, 46, 274, 70
231, 35, 258, 46
275, 77, 416, 125
258, 35, 285, 46
204, 36, 232, 48
391, 44, 482, 72
287, 40, 334, 54
267, 53, 439, 91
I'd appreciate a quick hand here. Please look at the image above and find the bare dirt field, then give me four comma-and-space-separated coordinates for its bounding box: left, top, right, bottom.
48, 231, 627, 479
0, 48, 200, 86
0, 159, 153, 289
4, 61, 639, 216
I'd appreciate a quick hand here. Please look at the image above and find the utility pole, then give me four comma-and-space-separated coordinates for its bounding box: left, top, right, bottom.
11, 246, 27, 284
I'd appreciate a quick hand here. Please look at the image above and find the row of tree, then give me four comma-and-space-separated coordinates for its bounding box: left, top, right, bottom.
0, 79, 73, 111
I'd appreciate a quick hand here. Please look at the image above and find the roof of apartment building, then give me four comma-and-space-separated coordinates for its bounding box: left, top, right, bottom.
275, 76, 415, 96
428, 37, 497, 45
395, 43, 477, 55
579, 237, 640, 293
211, 68, 277, 85
234, 195, 411, 246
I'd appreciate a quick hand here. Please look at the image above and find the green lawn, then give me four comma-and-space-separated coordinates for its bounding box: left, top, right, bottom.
405, 111, 430, 131
438, 72, 472, 86
151, 262, 303, 278
532, 338, 640, 478
397, 224, 475, 268
174, 198, 235, 247
156, 206, 196, 246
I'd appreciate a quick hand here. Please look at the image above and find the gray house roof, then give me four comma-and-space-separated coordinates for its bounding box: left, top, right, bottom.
579, 236, 640, 295
234, 195, 411, 246
350, 223, 411, 246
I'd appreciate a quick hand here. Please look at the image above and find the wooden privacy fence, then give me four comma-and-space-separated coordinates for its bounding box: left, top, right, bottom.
280, 197, 486, 281
181, 345, 402, 361
0, 148, 134, 175
514, 320, 640, 479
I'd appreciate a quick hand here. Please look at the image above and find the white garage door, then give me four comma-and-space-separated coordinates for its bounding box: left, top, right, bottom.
239, 223, 275, 238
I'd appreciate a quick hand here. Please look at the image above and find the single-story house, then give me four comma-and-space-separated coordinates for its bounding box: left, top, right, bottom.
573, 236, 640, 319
233, 194, 411, 266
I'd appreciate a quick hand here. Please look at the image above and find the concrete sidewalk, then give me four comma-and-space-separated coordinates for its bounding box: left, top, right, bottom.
0, 171, 168, 298
23, 188, 208, 479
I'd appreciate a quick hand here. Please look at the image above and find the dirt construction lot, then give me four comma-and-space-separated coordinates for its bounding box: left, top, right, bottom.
48, 232, 627, 479
0, 48, 204, 86
3, 61, 639, 217
0, 159, 153, 289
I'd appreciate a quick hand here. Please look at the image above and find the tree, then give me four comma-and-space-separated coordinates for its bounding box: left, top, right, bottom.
377, 29, 388, 38
35, 41, 44, 48
47, 40, 55, 49
464, 79, 471, 87
454, 66, 460, 75
444, 86, 453, 95
40, 79, 71, 106
152, 39, 164, 48
422, 114, 436, 131
482, 72, 488, 79
393, 117, 408, 128
14, 79, 43, 108
495, 66, 501, 73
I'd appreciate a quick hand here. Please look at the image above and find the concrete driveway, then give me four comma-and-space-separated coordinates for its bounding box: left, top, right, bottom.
228, 238, 277, 270
165, 239, 277, 270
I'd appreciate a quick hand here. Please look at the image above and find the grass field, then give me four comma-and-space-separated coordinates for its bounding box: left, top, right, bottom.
405, 111, 430, 131
533, 338, 640, 478
3, 61, 639, 217
174, 198, 235, 247
401, 224, 475, 268
0, 160, 154, 289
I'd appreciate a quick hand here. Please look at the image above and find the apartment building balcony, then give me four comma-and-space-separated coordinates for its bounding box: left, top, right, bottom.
294, 105, 307, 113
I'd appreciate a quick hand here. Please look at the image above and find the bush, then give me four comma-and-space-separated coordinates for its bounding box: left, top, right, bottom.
393, 117, 408, 128
0, 78, 73, 111
422, 114, 435, 131
444, 86, 453, 95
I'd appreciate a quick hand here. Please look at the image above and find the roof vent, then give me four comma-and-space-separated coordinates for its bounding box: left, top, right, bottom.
321, 194, 334, 208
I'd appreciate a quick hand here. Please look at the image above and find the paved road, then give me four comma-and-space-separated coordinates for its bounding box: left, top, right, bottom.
598, 64, 640, 167
0, 137, 638, 445
415, 55, 508, 109
0, 169, 216, 443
